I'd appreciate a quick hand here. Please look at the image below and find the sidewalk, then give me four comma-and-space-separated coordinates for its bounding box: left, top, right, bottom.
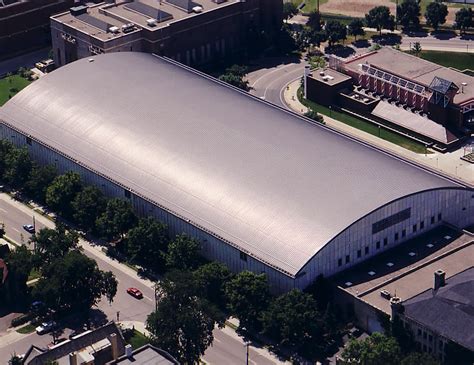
283, 79, 474, 185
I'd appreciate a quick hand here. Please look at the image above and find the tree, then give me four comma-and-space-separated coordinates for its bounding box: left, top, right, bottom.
397, 0, 420, 30
307, 10, 323, 32
283, 2, 298, 21
401, 352, 440, 365
33, 250, 117, 313
165, 234, 201, 271
341, 332, 402, 365
366, 6, 395, 36
45, 172, 82, 218
0, 140, 14, 178
424, 1, 448, 31
31, 224, 79, 268
95, 198, 137, 241
304, 110, 325, 124
455, 7, 473, 34
412, 41, 422, 56
348, 19, 365, 41
24, 164, 57, 203
0, 246, 33, 309
225, 271, 270, 330
146, 272, 218, 364
126, 217, 168, 272
219, 65, 250, 91
72, 186, 106, 233
262, 289, 326, 357
325, 20, 347, 46
3, 147, 32, 189
194, 262, 234, 309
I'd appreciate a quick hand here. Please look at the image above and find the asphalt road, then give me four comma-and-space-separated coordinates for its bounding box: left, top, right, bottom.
247, 60, 306, 109
0, 194, 287, 364
0, 48, 50, 78
397, 34, 474, 53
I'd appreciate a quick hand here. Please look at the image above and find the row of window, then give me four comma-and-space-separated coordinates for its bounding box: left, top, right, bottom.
337, 213, 443, 267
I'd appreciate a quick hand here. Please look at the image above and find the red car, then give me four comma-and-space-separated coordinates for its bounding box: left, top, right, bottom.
126, 287, 143, 299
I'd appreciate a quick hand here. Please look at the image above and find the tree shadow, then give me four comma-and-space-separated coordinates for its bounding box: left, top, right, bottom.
352, 39, 370, 49
460, 33, 474, 41
324, 45, 355, 58
372, 34, 402, 46
432, 29, 457, 40
402, 28, 429, 38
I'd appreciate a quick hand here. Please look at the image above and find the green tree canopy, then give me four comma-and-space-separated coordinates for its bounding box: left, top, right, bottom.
325, 20, 347, 46
455, 7, 473, 34
283, 2, 298, 21
95, 198, 137, 241
31, 224, 79, 268
194, 262, 234, 309
126, 217, 168, 272
262, 289, 326, 358
24, 164, 57, 203
424, 1, 448, 31
165, 234, 201, 271
146, 271, 219, 364
33, 250, 117, 313
348, 19, 365, 41
341, 332, 402, 365
0, 140, 14, 178
225, 271, 270, 330
401, 352, 440, 365
219, 65, 250, 91
3, 147, 33, 189
45, 172, 82, 218
306, 10, 323, 32
397, 0, 420, 30
72, 186, 106, 233
365, 6, 395, 35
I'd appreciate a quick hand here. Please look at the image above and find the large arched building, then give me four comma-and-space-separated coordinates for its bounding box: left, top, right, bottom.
1, 53, 472, 292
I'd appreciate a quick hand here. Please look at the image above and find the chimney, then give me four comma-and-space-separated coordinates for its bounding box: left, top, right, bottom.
434, 270, 446, 291
390, 296, 403, 321
125, 344, 133, 358
110, 333, 119, 360
69, 352, 77, 365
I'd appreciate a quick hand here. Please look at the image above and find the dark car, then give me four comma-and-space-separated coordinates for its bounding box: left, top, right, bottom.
126, 287, 143, 299
22, 224, 35, 233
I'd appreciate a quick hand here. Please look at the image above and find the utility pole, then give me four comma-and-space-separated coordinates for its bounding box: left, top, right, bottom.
317, 0, 320, 12
245, 342, 249, 365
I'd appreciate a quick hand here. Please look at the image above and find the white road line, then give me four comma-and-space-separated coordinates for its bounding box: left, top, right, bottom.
250, 63, 296, 88
12, 228, 20, 233
279, 76, 302, 111
143, 295, 154, 302
263, 67, 303, 100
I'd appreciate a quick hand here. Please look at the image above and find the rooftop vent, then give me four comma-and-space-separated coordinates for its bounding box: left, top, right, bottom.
122, 23, 135, 33
108, 26, 120, 34
434, 269, 446, 291
192, 5, 203, 12
147, 18, 157, 27
70, 5, 88, 16
125, 344, 133, 358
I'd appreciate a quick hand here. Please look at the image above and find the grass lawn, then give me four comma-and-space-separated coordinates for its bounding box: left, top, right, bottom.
298, 88, 428, 154
127, 330, 150, 349
418, 50, 474, 71
0, 75, 31, 106
16, 324, 36, 334
292, 0, 329, 13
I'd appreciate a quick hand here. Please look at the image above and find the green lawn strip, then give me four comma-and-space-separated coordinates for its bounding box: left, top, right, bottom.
297, 88, 427, 154
0, 75, 31, 106
16, 324, 36, 334
418, 50, 474, 72
292, 0, 329, 13
127, 329, 150, 349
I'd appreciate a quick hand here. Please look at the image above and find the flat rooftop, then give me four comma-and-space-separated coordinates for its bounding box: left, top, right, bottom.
309, 67, 352, 86
344, 47, 474, 105
52, 0, 237, 42
334, 225, 474, 314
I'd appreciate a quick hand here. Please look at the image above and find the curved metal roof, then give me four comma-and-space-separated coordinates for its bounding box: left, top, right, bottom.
0, 53, 460, 276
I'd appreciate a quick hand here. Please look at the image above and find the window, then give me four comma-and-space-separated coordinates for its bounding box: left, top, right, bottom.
357, 249, 361, 258
423, 332, 427, 340
338, 258, 342, 267
420, 220, 425, 229
395, 232, 399, 241
365, 246, 369, 255
429, 335, 433, 342
376, 241, 381, 249
413, 224, 417, 233
346, 255, 350, 264
417, 329, 422, 336
240, 251, 247, 262
402, 229, 406, 238
26, 136, 32, 145
438, 213, 442, 222
372, 208, 411, 234
431, 216, 435, 224
383, 238, 388, 246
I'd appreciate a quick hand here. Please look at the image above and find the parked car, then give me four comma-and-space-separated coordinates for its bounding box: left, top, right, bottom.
35, 321, 56, 335
126, 287, 143, 299
22, 224, 35, 233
